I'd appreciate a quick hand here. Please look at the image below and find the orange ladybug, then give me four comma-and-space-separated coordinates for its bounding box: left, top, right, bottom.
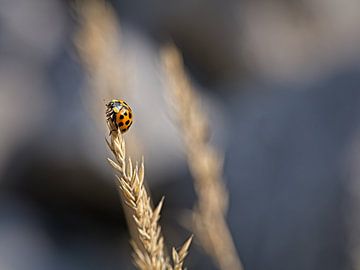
106, 99, 133, 133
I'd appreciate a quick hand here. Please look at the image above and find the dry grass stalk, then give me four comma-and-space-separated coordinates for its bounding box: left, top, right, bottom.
107, 121, 192, 270
74, 0, 142, 158
74, 0, 125, 98
74, 1, 193, 268
74, 0, 143, 249
161, 44, 244, 270
172, 235, 193, 270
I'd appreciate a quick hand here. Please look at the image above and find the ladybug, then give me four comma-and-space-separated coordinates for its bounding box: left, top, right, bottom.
106, 99, 133, 133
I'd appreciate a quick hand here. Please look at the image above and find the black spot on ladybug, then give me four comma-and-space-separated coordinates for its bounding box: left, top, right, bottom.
119, 122, 124, 127
124, 112, 128, 116
120, 115, 124, 119
125, 120, 130, 125
129, 112, 132, 118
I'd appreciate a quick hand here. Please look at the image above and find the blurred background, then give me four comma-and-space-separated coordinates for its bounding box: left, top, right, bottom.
1, 0, 360, 269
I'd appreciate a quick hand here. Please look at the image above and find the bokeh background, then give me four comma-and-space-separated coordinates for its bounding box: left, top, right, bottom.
1, 0, 360, 269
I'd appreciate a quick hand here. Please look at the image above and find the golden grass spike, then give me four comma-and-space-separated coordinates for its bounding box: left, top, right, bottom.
106, 125, 192, 270
162, 44, 244, 270
107, 127, 169, 269
173, 235, 194, 270
74, 1, 193, 267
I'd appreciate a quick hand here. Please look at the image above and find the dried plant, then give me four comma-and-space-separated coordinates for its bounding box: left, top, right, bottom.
161, 44, 244, 270
106, 121, 192, 270
74, 1, 192, 268
74, 0, 141, 244
74, 0, 142, 158
74, 0, 125, 98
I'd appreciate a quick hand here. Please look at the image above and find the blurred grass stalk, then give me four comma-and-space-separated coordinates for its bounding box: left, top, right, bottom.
73, 0, 124, 98
73, 0, 140, 247
74, 0, 141, 157
74, 1, 192, 269
161, 45, 244, 270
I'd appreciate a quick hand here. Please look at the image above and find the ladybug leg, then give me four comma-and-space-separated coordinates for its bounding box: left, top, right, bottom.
108, 123, 118, 135
109, 129, 115, 136
107, 113, 118, 135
